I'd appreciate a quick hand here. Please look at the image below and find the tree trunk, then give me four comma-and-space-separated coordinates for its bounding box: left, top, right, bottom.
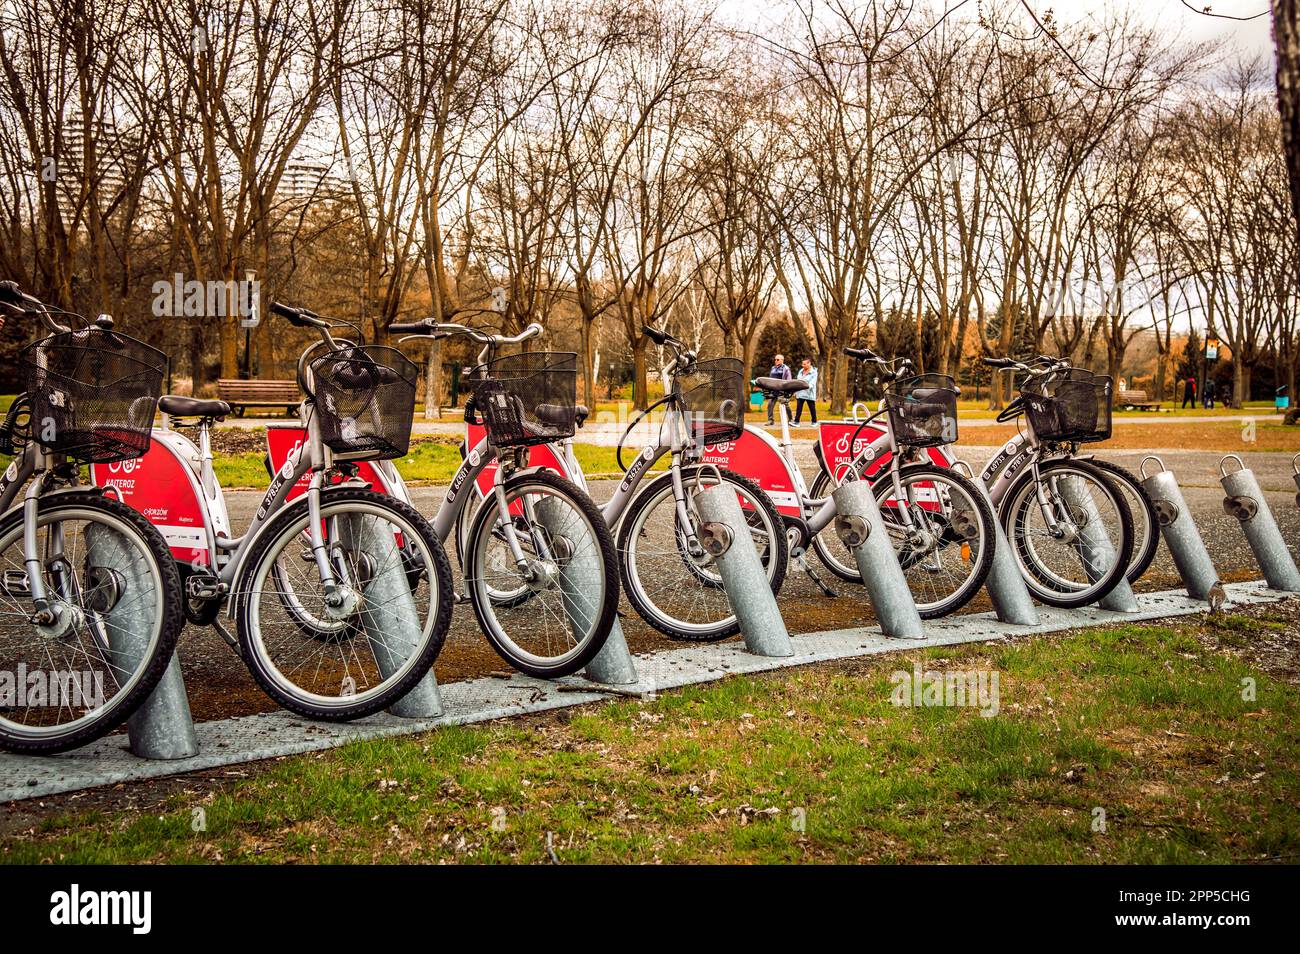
632, 335, 649, 411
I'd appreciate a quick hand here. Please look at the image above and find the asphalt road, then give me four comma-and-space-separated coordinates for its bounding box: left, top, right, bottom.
175, 445, 1300, 721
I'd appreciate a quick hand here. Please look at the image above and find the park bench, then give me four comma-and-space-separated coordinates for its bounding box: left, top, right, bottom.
217, 378, 302, 417
1117, 388, 1162, 412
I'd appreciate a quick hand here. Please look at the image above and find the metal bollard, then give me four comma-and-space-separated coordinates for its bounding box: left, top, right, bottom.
691, 475, 794, 657
86, 521, 198, 759
533, 496, 639, 684
1056, 470, 1140, 612
954, 462, 1039, 625
831, 478, 925, 639
353, 512, 442, 718
1220, 455, 1300, 592
1139, 456, 1220, 601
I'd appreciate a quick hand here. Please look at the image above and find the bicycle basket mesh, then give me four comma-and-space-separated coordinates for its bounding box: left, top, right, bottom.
884, 373, 958, 447
1022, 368, 1112, 443
472, 351, 577, 448
679, 357, 745, 446
310, 344, 417, 459
20, 327, 166, 463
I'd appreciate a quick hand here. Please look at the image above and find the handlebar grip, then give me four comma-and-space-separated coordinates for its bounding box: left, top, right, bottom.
643, 326, 670, 346
463, 394, 482, 426
0, 281, 22, 306
983, 356, 1014, 368
390, 321, 430, 335
843, 347, 874, 361
270, 301, 321, 328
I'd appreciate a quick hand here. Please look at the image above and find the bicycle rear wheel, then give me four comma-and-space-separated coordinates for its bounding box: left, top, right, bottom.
464, 470, 618, 677
237, 489, 452, 719
0, 493, 183, 753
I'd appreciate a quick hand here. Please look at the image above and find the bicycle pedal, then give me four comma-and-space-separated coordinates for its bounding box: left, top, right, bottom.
453, 590, 473, 605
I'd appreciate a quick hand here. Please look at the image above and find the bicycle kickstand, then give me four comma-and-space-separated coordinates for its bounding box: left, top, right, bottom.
797, 551, 839, 598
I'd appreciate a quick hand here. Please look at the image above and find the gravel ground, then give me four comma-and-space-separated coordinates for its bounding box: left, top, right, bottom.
170, 444, 1300, 721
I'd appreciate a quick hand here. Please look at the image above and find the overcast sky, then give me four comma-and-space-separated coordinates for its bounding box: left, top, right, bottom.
716, 0, 1276, 63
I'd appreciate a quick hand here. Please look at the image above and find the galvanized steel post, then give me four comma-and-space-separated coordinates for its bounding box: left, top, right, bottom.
533, 496, 639, 685
691, 477, 793, 657
830, 478, 925, 639
354, 512, 442, 718
86, 521, 198, 759
1139, 456, 1220, 601
1220, 455, 1300, 592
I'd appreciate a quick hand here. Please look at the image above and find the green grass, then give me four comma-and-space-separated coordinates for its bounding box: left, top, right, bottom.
5, 613, 1296, 864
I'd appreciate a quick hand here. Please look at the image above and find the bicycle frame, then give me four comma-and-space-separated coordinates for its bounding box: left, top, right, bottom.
92, 406, 368, 614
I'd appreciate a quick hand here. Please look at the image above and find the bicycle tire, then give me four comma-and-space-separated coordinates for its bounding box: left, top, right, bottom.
618, 466, 788, 641
464, 469, 618, 677
998, 458, 1134, 608
236, 488, 452, 720
0, 492, 184, 753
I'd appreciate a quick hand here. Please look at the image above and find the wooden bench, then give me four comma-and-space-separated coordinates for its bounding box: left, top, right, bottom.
1117, 389, 1162, 412
217, 378, 302, 417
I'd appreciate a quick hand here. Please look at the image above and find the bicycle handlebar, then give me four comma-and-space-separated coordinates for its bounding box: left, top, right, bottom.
843, 346, 913, 382
0, 282, 75, 334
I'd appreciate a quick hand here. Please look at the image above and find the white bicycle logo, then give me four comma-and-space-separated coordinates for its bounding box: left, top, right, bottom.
107, 457, 139, 475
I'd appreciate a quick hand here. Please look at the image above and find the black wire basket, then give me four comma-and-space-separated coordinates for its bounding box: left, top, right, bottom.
20, 327, 166, 463
1022, 368, 1112, 444
310, 344, 417, 459
679, 357, 745, 446
472, 352, 577, 448
884, 373, 959, 447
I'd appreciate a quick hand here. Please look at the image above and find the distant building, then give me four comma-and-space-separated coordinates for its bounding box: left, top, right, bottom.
277, 160, 350, 205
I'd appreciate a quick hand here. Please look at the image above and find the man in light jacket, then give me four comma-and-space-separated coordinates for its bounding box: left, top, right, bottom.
766, 353, 791, 425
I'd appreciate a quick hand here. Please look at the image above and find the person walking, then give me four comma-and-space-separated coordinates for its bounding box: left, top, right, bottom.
793, 357, 819, 424
1181, 376, 1196, 409
766, 353, 791, 425
1203, 377, 1216, 410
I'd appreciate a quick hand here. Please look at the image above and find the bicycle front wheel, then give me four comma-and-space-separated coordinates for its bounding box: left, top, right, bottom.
1000, 459, 1134, 608
0, 493, 183, 753
464, 470, 618, 677
237, 489, 452, 720
873, 464, 996, 618
618, 466, 788, 641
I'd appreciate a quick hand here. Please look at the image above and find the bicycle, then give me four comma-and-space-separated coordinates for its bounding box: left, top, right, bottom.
286, 322, 788, 643
970, 355, 1138, 606
982, 355, 1158, 591
265, 314, 621, 676
0, 282, 185, 753
92, 301, 454, 719
718, 348, 997, 619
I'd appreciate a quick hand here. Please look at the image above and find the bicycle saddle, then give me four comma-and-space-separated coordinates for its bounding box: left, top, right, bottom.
535, 403, 578, 428
332, 359, 401, 390
159, 395, 231, 419
755, 376, 805, 395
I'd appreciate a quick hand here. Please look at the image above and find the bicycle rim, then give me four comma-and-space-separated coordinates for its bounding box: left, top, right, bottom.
243, 497, 446, 716
466, 475, 616, 675
0, 504, 168, 747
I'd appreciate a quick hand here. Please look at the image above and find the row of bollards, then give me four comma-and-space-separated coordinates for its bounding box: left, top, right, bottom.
84, 451, 1300, 762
